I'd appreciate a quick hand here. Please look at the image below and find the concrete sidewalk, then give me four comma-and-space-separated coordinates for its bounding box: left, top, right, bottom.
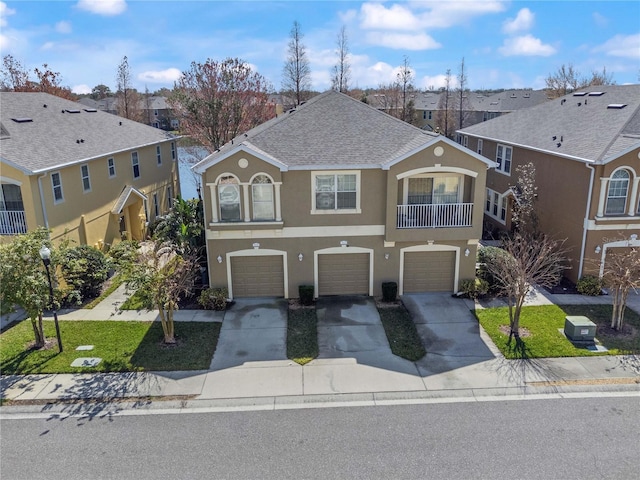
1, 286, 639, 409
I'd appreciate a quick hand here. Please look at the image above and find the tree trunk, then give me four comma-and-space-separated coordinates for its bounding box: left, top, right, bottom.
611, 286, 629, 331
30, 314, 45, 348
158, 304, 176, 344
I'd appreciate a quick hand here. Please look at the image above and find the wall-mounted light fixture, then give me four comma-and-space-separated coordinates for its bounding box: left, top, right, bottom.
464, 248, 470, 257
384, 253, 390, 260
631, 234, 638, 242
595, 245, 601, 254
217, 255, 223, 263
253, 242, 260, 249
298, 253, 304, 261
340, 240, 348, 248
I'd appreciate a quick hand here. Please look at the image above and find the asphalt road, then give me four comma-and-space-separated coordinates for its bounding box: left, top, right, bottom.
1, 396, 639, 479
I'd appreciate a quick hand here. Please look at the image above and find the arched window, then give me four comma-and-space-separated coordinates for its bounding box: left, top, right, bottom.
252, 175, 274, 220
218, 175, 241, 221
605, 169, 630, 215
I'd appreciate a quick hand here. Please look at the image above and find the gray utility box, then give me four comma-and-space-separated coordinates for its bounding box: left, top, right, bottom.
564, 316, 596, 342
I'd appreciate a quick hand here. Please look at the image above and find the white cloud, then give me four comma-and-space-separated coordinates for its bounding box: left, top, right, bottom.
55, 21, 72, 34
0, 1, 15, 27
420, 74, 450, 90
498, 35, 556, 57
138, 68, 183, 83
592, 12, 608, 28
72, 84, 92, 94
594, 33, 640, 59
502, 8, 534, 34
338, 8, 358, 24
366, 32, 441, 50
359, 1, 506, 30
0, 33, 8, 51
76, 0, 127, 16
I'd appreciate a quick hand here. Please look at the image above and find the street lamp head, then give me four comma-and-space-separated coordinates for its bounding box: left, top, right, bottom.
39, 245, 51, 263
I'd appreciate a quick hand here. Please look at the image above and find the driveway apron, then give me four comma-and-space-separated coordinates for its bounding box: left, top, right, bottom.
402, 293, 497, 380
209, 298, 288, 371
314, 296, 417, 373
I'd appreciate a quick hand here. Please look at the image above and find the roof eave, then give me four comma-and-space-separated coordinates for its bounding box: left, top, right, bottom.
192, 143, 289, 174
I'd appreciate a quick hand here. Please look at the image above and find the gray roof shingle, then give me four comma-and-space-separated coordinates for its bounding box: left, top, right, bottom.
1, 92, 176, 174
459, 85, 640, 162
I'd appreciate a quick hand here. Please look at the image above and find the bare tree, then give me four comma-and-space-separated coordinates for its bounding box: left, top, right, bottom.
115, 55, 142, 121
0, 54, 29, 91
485, 233, 570, 345
1, 55, 75, 99
169, 57, 274, 151
456, 57, 471, 129
545, 63, 615, 99
282, 21, 312, 106
331, 26, 351, 93
601, 248, 640, 331
435, 69, 455, 137
511, 162, 539, 235
588, 66, 615, 86
396, 55, 416, 124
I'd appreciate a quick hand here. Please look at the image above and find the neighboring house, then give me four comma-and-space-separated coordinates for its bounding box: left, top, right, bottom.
458, 84, 640, 283
193, 91, 495, 299
0, 92, 180, 248
78, 95, 180, 131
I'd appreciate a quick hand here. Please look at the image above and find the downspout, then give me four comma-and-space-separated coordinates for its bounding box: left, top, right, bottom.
37, 173, 50, 230
578, 163, 595, 278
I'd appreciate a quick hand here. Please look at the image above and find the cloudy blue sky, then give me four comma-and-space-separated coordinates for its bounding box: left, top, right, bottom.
1, 0, 638, 94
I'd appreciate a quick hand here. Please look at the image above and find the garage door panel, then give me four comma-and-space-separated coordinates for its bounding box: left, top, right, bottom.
318, 253, 369, 296
231, 255, 284, 297
404, 251, 455, 293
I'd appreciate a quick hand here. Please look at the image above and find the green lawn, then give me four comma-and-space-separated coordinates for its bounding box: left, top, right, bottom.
475, 304, 640, 359
287, 307, 318, 365
378, 305, 426, 361
0, 320, 220, 374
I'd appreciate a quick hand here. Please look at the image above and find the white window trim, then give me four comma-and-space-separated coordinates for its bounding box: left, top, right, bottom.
485, 187, 507, 225
156, 146, 162, 166
250, 173, 276, 221
108, 158, 116, 178
495, 144, 512, 176
171, 142, 176, 160
477, 139, 483, 155
167, 185, 173, 211
311, 170, 361, 215
80, 164, 91, 193
51, 171, 64, 204
132, 151, 140, 179
402, 173, 464, 204
153, 192, 159, 217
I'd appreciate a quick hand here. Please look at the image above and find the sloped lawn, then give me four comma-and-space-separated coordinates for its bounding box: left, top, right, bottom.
476, 304, 640, 359
0, 320, 220, 374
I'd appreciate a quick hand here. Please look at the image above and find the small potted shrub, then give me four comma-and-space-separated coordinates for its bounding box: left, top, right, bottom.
198, 287, 229, 310
299, 285, 314, 306
382, 282, 398, 302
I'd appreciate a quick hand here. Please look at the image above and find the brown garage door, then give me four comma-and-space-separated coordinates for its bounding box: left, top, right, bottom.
231, 255, 284, 297
318, 253, 369, 296
403, 251, 455, 293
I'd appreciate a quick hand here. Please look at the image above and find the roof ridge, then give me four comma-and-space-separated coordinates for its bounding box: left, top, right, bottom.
597, 97, 640, 162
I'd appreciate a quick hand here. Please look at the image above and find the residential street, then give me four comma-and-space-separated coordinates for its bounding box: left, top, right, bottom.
2, 396, 638, 480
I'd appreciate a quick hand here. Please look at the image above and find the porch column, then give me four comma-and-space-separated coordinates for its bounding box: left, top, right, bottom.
274, 183, 282, 222
206, 183, 218, 223
596, 177, 608, 217
242, 183, 251, 222
628, 177, 640, 216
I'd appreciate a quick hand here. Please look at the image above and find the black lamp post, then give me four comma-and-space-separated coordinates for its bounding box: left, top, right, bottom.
39, 245, 63, 353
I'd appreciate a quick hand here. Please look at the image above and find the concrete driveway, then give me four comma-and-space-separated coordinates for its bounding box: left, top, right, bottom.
208, 298, 289, 371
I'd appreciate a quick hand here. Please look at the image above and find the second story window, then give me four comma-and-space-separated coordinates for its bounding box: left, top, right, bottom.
51, 172, 64, 204
81, 164, 91, 192
313, 172, 359, 213
156, 146, 162, 166
167, 185, 173, 210
496, 144, 512, 175
108, 158, 116, 178
153, 193, 159, 217
605, 169, 630, 215
171, 141, 176, 160
218, 176, 241, 221
477, 139, 483, 155
131, 152, 140, 179
252, 175, 274, 221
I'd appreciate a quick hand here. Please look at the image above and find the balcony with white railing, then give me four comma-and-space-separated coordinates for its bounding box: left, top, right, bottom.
0, 210, 27, 235
397, 203, 473, 229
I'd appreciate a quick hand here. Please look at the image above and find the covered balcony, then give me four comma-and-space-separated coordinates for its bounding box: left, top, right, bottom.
1, 183, 27, 235
397, 202, 473, 228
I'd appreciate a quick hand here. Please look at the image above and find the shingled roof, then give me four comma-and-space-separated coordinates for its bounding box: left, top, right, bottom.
196, 90, 442, 171
0, 92, 176, 174
459, 84, 640, 163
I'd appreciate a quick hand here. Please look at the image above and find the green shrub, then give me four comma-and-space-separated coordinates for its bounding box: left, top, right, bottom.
299, 285, 314, 306
60, 244, 110, 301
107, 240, 140, 269
477, 246, 511, 294
459, 278, 490, 299
382, 282, 398, 302
576, 275, 603, 296
198, 287, 229, 310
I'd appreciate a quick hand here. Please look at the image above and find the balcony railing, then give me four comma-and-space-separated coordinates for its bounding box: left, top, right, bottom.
0, 210, 27, 235
397, 203, 473, 229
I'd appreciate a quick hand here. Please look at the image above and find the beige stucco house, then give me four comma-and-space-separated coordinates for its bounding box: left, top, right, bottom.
194, 91, 495, 299
459, 84, 640, 283
0, 92, 180, 248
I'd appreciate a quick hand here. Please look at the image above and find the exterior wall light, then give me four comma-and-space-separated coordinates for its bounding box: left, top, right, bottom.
217, 255, 223, 263
340, 240, 348, 247
384, 253, 390, 260
595, 245, 601, 254
298, 253, 304, 261
253, 242, 260, 249
464, 248, 470, 257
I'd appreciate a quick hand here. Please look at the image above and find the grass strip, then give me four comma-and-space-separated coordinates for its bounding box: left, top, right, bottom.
83, 275, 125, 309
378, 304, 426, 361
287, 307, 318, 365
0, 320, 220, 374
